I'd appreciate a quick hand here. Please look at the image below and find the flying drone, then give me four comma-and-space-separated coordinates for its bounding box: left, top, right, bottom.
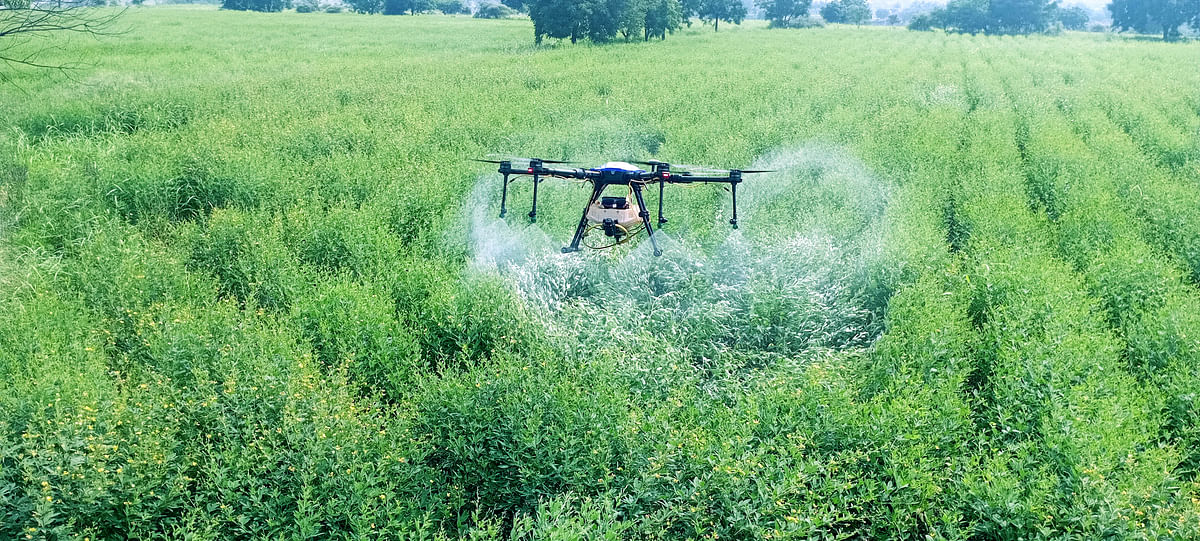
475, 157, 772, 256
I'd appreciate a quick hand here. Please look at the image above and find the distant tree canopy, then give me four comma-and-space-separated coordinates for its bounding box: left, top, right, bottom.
529, 0, 687, 43
222, 0, 289, 11
474, 2, 517, 16
757, 0, 813, 26
346, 0, 383, 13
620, 0, 684, 39
383, 0, 433, 14
1108, 0, 1200, 40
820, 0, 870, 23
696, 0, 746, 30
1055, 4, 1090, 29
912, 0, 1060, 34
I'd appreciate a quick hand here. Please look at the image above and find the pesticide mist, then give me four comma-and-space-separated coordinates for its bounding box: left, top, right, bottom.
464, 145, 893, 363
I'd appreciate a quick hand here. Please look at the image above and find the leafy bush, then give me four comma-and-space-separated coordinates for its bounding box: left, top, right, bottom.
473, 2, 515, 18
907, 12, 936, 30
187, 209, 302, 311
436, 0, 464, 13
417, 273, 542, 366
293, 277, 421, 400
767, 14, 823, 27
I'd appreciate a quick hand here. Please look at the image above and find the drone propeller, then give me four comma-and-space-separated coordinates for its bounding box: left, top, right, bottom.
628, 159, 776, 175
475, 154, 574, 165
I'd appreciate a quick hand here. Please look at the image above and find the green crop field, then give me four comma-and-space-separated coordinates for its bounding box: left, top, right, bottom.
3, 6, 1200, 539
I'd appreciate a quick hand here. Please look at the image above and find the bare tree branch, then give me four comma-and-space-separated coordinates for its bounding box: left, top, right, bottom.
0, 1, 125, 82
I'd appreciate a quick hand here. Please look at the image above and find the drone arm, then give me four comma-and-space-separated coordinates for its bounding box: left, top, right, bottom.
664, 174, 738, 184
497, 164, 590, 180
665, 171, 743, 228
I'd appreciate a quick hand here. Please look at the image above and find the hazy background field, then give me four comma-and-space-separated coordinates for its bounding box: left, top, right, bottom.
3, 7, 1200, 539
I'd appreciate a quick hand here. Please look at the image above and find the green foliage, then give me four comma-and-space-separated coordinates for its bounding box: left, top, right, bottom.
529, 0, 633, 42
346, 0, 382, 13
187, 209, 302, 311
696, 0, 746, 30
1055, 4, 1090, 29
435, 0, 465, 13
642, 0, 684, 38
294, 277, 421, 400
907, 12, 937, 29
1108, 0, 1200, 40
222, 0, 290, 11
384, 0, 434, 14
474, 2, 516, 17
768, 13, 823, 27
933, 0, 990, 33
918, 0, 1061, 34
757, 0, 813, 26
5, 9, 1200, 539
989, 0, 1056, 33
820, 0, 870, 24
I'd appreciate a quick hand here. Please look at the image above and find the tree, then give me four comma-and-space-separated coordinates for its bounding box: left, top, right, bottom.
989, 0, 1054, 33
501, 0, 525, 11
643, 0, 683, 38
347, 0, 384, 13
1055, 4, 1090, 29
223, 0, 290, 11
0, 0, 122, 81
697, 0, 746, 30
474, 2, 517, 16
933, 0, 989, 33
820, 0, 869, 23
620, 0, 649, 39
757, 0, 813, 26
529, 0, 587, 43
383, 0, 433, 14
907, 12, 936, 28
1108, 0, 1199, 40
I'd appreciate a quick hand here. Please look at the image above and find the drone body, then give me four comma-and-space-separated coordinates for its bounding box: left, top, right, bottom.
479, 157, 770, 256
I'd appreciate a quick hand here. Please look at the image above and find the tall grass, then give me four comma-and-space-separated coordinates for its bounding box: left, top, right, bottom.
3, 7, 1200, 538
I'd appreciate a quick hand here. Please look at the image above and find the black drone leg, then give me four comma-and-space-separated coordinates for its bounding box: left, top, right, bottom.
657, 180, 667, 226
499, 173, 509, 218
632, 183, 662, 257
528, 174, 540, 223
729, 182, 739, 229
563, 183, 602, 253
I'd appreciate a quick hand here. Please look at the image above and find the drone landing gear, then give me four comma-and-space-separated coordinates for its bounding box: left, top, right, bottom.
631, 183, 662, 257
563, 183, 602, 254
528, 173, 540, 223
729, 181, 738, 229
498, 173, 510, 218
657, 180, 668, 227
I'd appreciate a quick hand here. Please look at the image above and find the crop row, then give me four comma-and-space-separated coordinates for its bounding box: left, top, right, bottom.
999, 61, 1200, 478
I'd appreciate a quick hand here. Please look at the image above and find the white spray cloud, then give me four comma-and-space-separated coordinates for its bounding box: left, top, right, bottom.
460, 144, 894, 359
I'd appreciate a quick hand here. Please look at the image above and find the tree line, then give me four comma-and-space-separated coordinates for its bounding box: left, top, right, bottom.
525, 0, 747, 43
908, 0, 1199, 40
220, 0, 1200, 42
